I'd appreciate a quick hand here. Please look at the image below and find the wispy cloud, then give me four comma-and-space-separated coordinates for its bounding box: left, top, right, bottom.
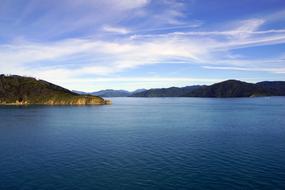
102, 25, 131, 34
1, 1, 285, 90
0, 0, 151, 40
203, 66, 285, 74
1, 16, 285, 81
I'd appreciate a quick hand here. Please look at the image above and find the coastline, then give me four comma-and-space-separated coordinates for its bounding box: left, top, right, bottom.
0, 99, 112, 106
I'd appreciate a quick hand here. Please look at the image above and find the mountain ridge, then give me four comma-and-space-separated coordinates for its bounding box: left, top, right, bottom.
91, 89, 131, 97
73, 89, 148, 97
183, 80, 285, 97
131, 86, 203, 97
73, 79, 285, 98
131, 80, 285, 98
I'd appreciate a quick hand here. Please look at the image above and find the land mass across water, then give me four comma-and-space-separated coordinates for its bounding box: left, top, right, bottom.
0, 75, 111, 105
78, 80, 285, 98
1, 74, 285, 103
73, 89, 147, 97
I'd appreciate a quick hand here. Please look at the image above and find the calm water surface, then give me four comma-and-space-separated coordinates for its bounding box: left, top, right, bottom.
0, 97, 285, 190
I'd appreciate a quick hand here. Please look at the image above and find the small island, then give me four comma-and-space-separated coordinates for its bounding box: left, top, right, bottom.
0, 75, 111, 105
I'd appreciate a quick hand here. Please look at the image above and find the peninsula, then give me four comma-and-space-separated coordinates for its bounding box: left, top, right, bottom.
0, 75, 111, 105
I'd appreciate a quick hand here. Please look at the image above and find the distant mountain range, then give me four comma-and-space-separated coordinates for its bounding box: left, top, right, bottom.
131, 86, 203, 97
73, 89, 147, 97
78, 80, 285, 98
1, 75, 285, 103
138, 80, 285, 97
183, 80, 285, 97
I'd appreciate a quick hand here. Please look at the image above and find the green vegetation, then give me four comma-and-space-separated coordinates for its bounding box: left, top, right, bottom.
2, 75, 283, 101
131, 86, 202, 97
0, 75, 110, 105
132, 80, 285, 98
184, 80, 285, 97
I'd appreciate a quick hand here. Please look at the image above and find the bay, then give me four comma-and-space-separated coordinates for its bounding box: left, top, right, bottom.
0, 97, 285, 190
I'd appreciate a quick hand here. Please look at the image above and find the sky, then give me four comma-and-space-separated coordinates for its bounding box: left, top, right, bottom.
0, 0, 285, 91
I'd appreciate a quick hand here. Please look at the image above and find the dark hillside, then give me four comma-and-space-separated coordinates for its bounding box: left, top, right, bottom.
0, 75, 109, 105
183, 80, 270, 97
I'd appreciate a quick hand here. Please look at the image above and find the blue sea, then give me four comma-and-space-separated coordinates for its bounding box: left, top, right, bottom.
0, 97, 285, 190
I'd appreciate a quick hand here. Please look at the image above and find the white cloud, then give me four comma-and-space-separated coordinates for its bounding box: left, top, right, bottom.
0, 0, 152, 40
110, 0, 150, 10
65, 0, 150, 11
1, 15, 285, 90
1, 22, 285, 72
203, 66, 285, 74
102, 25, 131, 34
231, 19, 265, 39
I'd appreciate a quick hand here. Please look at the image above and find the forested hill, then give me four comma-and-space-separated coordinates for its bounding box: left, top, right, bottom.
132, 80, 285, 98
183, 80, 285, 97
0, 75, 110, 105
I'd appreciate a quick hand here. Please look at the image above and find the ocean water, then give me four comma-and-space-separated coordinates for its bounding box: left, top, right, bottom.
0, 97, 285, 190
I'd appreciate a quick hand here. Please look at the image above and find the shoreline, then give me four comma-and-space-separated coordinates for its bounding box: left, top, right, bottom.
0, 99, 112, 106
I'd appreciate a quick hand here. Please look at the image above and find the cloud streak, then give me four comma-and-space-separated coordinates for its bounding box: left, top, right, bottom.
2, 17, 285, 74
1, 1, 285, 90
203, 66, 285, 74
1, 21, 285, 85
102, 25, 131, 34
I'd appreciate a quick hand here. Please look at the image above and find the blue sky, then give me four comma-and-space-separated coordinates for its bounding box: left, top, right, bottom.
1, 0, 285, 91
